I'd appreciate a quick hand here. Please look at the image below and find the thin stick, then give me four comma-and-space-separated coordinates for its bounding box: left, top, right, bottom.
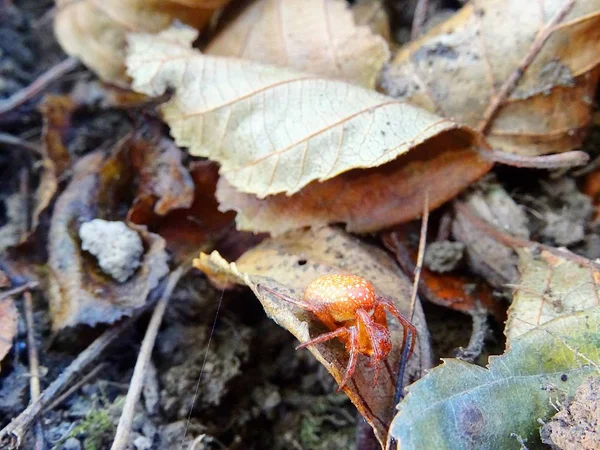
392, 193, 429, 409
24, 291, 44, 450
0, 132, 43, 155
411, 0, 429, 40
0, 57, 79, 117
0, 307, 146, 449
44, 363, 107, 413
477, 0, 576, 133
479, 148, 589, 169
0, 281, 39, 302
110, 267, 185, 450
410, 192, 429, 322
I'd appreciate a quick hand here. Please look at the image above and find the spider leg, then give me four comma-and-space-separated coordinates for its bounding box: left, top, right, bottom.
376, 296, 418, 360
338, 326, 359, 391
357, 309, 384, 387
259, 285, 315, 311
295, 327, 348, 350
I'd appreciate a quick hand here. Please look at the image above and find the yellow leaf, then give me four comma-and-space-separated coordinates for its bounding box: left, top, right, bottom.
126, 25, 480, 198
54, 0, 230, 83
206, 0, 390, 88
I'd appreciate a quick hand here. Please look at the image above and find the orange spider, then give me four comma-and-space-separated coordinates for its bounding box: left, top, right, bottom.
262, 274, 417, 389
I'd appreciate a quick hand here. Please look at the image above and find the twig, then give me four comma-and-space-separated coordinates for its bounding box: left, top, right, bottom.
0, 281, 39, 302
479, 148, 589, 169
477, 0, 576, 133
392, 193, 429, 411
0, 132, 43, 155
0, 57, 79, 117
409, 192, 429, 323
110, 267, 185, 450
24, 291, 44, 450
411, 0, 429, 40
43, 363, 107, 413
0, 307, 146, 449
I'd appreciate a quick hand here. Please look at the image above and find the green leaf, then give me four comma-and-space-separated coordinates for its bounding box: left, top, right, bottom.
390, 308, 600, 450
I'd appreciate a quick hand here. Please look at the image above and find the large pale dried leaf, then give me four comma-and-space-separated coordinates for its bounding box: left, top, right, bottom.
49, 152, 169, 330
206, 0, 390, 88
382, 0, 600, 156
217, 143, 491, 234
127, 25, 482, 199
0, 297, 18, 366
193, 227, 432, 448
505, 248, 600, 344
351, 0, 390, 43
54, 0, 230, 83
390, 308, 600, 450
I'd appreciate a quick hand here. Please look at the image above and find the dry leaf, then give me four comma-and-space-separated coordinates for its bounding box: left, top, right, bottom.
49, 152, 169, 330
34, 95, 75, 232
194, 227, 432, 448
127, 122, 195, 217
541, 376, 600, 449
217, 143, 491, 233
351, 0, 390, 44
54, 0, 231, 83
206, 0, 390, 88
130, 160, 237, 262
0, 194, 26, 254
583, 170, 600, 220
381, 226, 505, 321
127, 25, 483, 199
505, 247, 600, 344
452, 197, 520, 289
382, 0, 600, 156
0, 297, 18, 366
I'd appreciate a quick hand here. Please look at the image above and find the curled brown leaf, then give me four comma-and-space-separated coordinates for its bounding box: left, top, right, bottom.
48, 152, 169, 330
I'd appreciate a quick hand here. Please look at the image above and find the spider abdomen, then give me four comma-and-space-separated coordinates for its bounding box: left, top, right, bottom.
303, 274, 376, 322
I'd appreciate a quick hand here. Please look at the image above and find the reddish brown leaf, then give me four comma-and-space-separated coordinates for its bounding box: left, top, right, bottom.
194, 227, 433, 448
133, 160, 238, 262
584, 170, 600, 221
217, 141, 492, 234
382, 226, 505, 322
48, 152, 169, 330
0, 297, 18, 366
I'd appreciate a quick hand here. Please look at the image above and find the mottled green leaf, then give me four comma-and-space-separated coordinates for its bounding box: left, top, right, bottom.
390, 308, 600, 450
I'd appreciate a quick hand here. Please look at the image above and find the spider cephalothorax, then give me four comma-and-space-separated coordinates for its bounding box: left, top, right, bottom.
263, 274, 417, 389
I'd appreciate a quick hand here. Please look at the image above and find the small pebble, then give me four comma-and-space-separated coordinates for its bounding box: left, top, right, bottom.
79, 219, 144, 282
133, 435, 152, 450
59, 437, 82, 450
424, 241, 465, 273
